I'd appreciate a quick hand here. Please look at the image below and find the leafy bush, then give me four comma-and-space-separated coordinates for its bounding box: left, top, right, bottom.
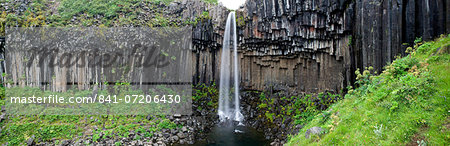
256, 90, 341, 126
258, 103, 267, 109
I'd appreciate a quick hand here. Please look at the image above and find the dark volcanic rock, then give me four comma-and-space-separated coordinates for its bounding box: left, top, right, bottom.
231, 0, 448, 93
352, 0, 448, 73
27, 135, 35, 146
235, 0, 354, 93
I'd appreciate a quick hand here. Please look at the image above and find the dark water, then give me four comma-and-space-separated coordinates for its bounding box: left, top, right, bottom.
193, 122, 270, 146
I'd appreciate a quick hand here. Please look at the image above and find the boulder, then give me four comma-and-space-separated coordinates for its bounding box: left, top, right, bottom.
305, 127, 323, 139
27, 135, 35, 146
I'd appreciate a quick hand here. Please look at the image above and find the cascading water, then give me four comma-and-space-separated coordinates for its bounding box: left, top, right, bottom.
218, 12, 243, 122
195, 12, 269, 145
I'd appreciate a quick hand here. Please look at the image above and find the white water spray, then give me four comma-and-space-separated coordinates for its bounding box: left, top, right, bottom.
218, 12, 243, 122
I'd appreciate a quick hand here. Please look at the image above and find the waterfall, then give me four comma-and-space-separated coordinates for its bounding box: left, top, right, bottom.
218, 12, 243, 122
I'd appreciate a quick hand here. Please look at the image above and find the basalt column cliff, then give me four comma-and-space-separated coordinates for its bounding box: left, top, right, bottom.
218, 0, 449, 93
235, 0, 353, 93
1, 0, 448, 93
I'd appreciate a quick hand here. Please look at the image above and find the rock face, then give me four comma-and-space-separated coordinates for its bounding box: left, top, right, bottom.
0, 0, 448, 93
181, 0, 449, 93
235, 0, 354, 93
351, 0, 448, 73
0, 0, 231, 91
226, 0, 448, 93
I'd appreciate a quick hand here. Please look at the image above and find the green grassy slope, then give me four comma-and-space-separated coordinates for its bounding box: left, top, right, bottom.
287, 35, 450, 145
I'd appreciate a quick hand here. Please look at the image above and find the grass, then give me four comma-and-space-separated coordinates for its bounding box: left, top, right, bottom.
0, 84, 183, 145
0, 114, 179, 145
287, 35, 450, 145
257, 91, 341, 126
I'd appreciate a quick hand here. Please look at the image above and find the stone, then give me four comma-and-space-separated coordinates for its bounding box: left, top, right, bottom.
173, 114, 181, 118
107, 140, 114, 145
27, 135, 35, 146
0, 113, 4, 122
179, 139, 185, 144
60, 140, 70, 146
146, 115, 152, 120
187, 140, 194, 145
169, 2, 178, 8
162, 132, 170, 138
171, 129, 177, 135
305, 127, 324, 139
177, 132, 186, 139
270, 141, 280, 146
172, 135, 179, 142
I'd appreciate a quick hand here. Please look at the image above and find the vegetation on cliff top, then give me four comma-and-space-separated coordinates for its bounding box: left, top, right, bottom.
0, 0, 219, 36
287, 35, 450, 145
